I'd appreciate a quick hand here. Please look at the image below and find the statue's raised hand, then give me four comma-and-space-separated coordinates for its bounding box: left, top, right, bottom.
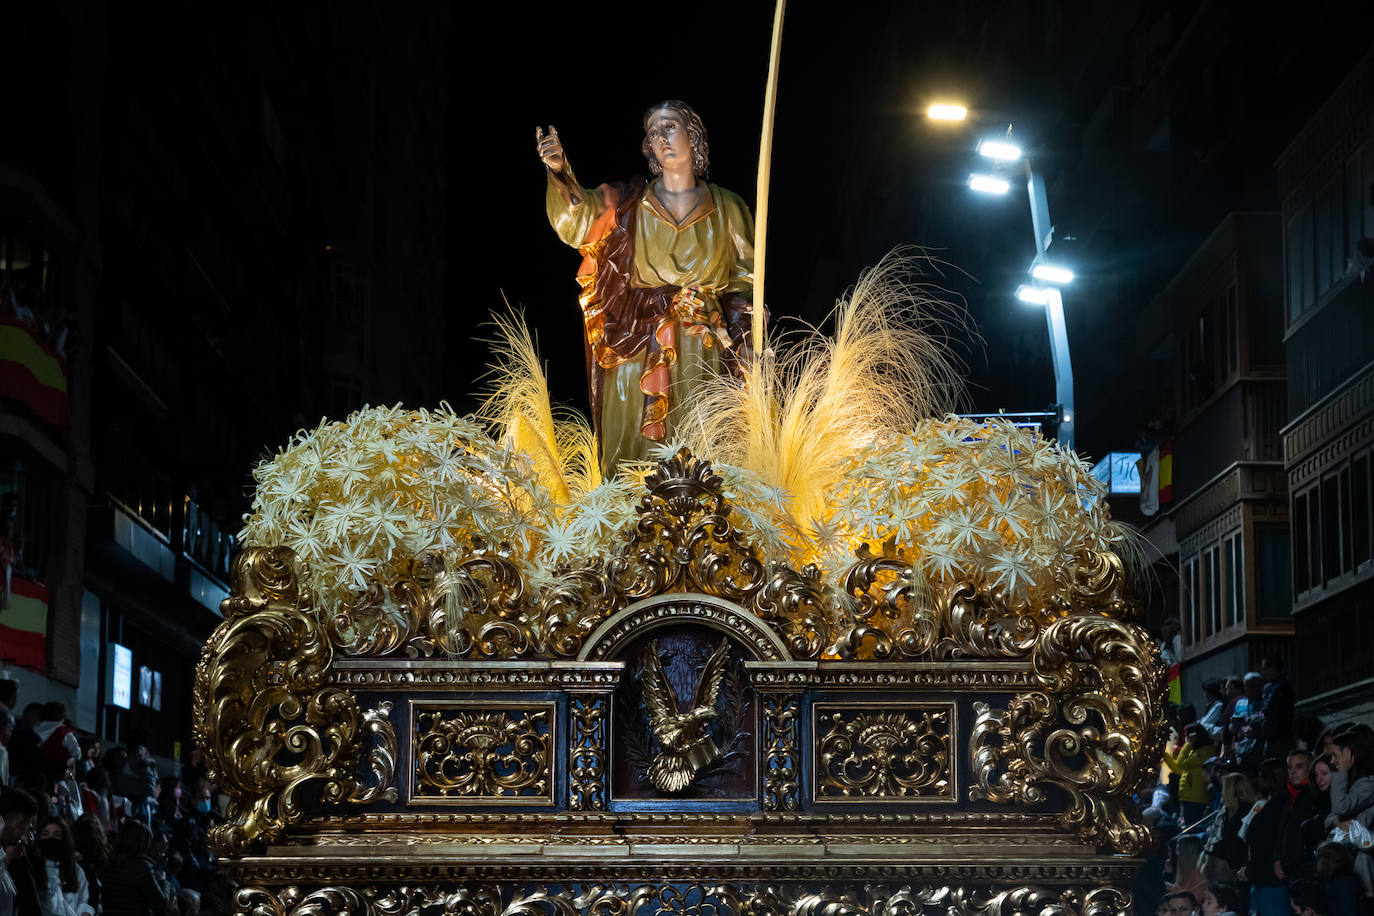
536, 125, 566, 174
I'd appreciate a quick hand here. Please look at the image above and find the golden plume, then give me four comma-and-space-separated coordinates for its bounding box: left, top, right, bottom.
477, 310, 602, 505
680, 250, 971, 530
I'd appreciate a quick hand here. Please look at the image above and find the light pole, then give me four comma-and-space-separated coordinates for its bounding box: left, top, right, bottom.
940, 114, 1076, 451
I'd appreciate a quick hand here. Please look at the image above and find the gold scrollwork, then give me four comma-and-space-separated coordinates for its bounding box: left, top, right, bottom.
760, 693, 800, 811
193, 548, 398, 855
969, 615, 1166, 854
815, 705, 953, 800
231, 883, 1134, 916
568, 696, 607, 810
413, 705, 552, 802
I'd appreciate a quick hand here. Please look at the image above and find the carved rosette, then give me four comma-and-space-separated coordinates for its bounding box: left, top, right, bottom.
567, 696, 607, 810
756, 692, 799, 811
193, 548, 397, 854
232, 883, 1133, 916
815, 705, 953, 800
970, 615, 1167, 854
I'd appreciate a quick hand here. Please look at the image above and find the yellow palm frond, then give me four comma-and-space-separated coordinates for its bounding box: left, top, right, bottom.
477, 310, 602, 505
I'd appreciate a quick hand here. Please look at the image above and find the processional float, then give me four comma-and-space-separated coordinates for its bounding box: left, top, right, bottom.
193, 8, 1165, 913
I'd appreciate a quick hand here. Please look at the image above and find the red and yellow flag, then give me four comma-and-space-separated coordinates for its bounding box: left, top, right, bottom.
0, 317, 69, 428
0, 575, 48, 673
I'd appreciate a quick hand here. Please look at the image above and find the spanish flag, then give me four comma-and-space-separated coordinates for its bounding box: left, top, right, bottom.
0, 575, 48, 673
0, 317, 69, 428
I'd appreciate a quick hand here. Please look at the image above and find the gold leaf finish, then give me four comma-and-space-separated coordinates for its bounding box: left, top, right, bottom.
412, 705, 552, 802
969, 615, 1166, 854
815, 705, 953, 800
194, 548, 397, 854
230, 883, 1134, 916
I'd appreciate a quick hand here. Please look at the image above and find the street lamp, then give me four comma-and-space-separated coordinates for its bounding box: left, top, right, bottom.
946, 119, 1076, 450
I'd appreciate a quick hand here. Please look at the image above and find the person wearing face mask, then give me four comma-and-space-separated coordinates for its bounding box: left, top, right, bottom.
26, 817, 92, 916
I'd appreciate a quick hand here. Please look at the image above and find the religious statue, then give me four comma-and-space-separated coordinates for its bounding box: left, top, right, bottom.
537, 101, 760, 474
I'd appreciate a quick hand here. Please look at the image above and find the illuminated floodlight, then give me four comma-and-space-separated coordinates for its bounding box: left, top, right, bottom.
968, 173, 1010, 194
1016, 285, 1052, 306
927, 104, 968, 121
977, 139, 1022, 161
1030, 263, 1074, 284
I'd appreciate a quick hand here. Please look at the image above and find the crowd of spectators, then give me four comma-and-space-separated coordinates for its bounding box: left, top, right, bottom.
1137, 644, 1374, 916
0, 679, 230, 915
0, 270, 71, 361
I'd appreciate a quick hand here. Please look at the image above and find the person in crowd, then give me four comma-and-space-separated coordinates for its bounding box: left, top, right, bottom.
1, 787, 41, 915
1260, 656, 1295, 758
1288, 878, 1330, 916
1199, 679, 1228, 745
179, 886, 201, 916
1200, 883, 1242, 916
69, 814, 109, 915
1169, 834, 1208, 901
78, 766, 115, 833
1165, 723, 1217, 827
1233, 716, 1265, 773
100, 820, 174, 916
1315, 841, 1361, 916
113, 743, 158, 827
0, 680, 16, 718
9, 703, 44, 783
0, 710, 13, 789
32, 704, 79, 786
1207, 771, 1257, 882
1276, 749, 1319, 884
28, 815, 92, 916
75, 739, 100, 781
1326, 729, 1374, 901
1235, 673, 1264, 721
180, 749, 206, 797
1162, 890, 1199, 916
1241, 759, 1290, 916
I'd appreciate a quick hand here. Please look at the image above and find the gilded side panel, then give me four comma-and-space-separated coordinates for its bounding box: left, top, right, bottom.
812, 701, 955, 803
409, 701, 555, 805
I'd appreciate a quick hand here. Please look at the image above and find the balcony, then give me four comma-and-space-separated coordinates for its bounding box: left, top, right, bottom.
1173, 378, 1287, 503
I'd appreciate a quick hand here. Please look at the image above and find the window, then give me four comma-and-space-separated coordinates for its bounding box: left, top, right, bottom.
1224, 534, 1242, 628
1340, 465, 1354, 577
1225, 284, 1238, 377
1183, 558, 1199, 645
1315, 176, 1342, 298
1291, 494, 1313, 596
1322, 474, 1343, 583
1288, 202, 1314, 322
1355, 453, 1372, 569
1206, 545, 1221, 637
1257, 528, 1292, 619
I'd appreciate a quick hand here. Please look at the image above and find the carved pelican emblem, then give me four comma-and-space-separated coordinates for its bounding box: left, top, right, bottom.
638, 638, 731, 793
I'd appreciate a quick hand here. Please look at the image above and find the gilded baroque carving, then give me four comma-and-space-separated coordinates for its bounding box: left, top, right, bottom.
231, 883, 1133, 916
815, 705, 953, 800
193, 548, 398, 854
969, 615, 1167, 855
567, 696, 607, 810
760, 692, 800, 811
412, 705, 552, 802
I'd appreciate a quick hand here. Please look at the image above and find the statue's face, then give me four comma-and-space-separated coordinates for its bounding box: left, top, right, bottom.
645, 108, 693, 172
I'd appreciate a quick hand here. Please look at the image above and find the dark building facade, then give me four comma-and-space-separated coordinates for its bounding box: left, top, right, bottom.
1277, 48, 1374, 725
0, 6, 449, 759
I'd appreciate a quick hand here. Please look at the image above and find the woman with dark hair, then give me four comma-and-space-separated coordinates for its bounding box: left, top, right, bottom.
1316, 841, 1362, 916
27, 815, 93, 916
69, 814, 109, 915
100, 820, 174, 916
1240, 759, 1290, 916
1326, 730, 1374, 902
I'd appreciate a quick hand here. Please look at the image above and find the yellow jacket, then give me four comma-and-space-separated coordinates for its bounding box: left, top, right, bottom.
1162, 742, 1216, 804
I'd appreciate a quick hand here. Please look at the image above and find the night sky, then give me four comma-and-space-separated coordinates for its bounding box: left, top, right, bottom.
450, 2, 1374, 463
453, 4, 1048, 427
